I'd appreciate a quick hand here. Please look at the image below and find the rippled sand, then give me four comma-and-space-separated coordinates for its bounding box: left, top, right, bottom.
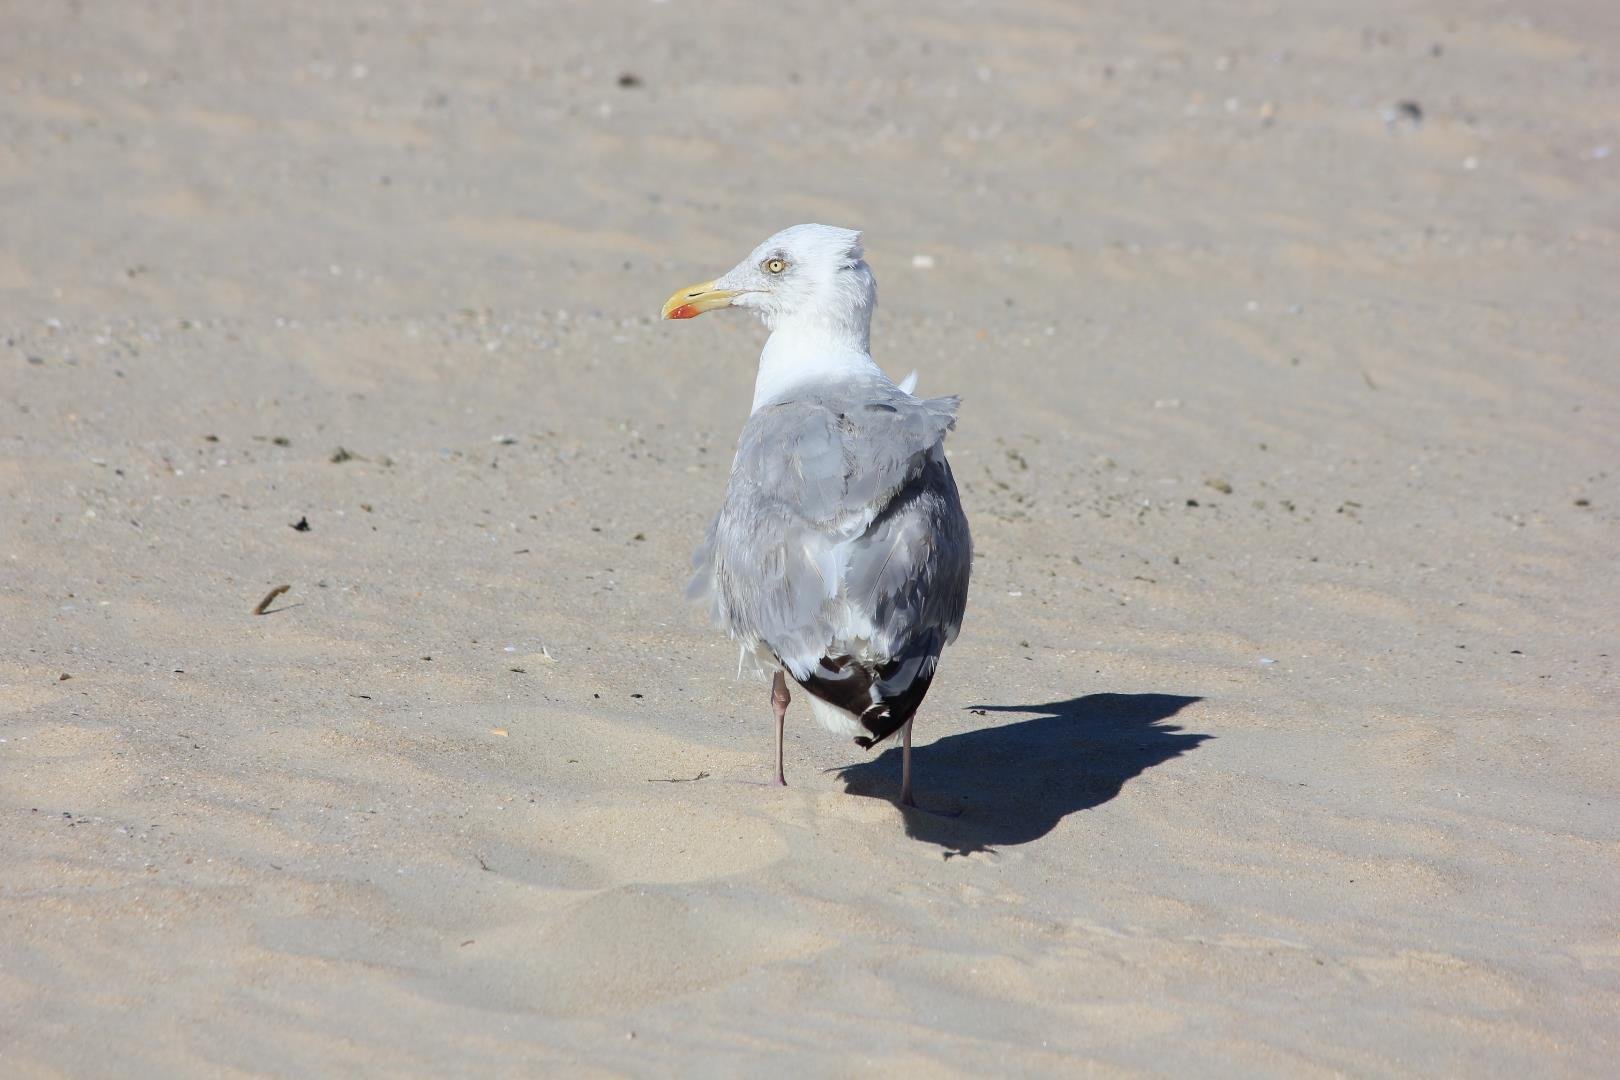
3, 2, 1617, 1075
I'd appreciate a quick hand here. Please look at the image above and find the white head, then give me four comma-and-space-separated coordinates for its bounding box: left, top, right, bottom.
662, 224, 877, 347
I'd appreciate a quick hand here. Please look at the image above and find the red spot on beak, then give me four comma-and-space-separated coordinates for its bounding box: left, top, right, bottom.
668, 304, 699, 319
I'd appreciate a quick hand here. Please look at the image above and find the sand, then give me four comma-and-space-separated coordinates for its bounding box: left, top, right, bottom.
2, 1, 1617, 1075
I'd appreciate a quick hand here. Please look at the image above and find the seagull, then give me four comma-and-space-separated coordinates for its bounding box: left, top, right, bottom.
662, 224, 972, 807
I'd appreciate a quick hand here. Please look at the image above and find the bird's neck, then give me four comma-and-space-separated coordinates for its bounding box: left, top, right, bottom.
751, 315, 883, 413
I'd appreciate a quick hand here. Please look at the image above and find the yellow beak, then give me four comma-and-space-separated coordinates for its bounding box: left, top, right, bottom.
662, 279, 739, 320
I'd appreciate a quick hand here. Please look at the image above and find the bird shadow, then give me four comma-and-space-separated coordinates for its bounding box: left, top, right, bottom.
835, 693, 1208, 856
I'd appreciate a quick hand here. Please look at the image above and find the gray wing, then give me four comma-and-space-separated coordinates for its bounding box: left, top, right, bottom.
842, 446, 971, 657
690, 381, 971, 699
802, 447, 971, 745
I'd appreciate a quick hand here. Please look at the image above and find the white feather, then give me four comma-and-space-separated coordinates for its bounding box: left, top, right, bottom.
806, 694, 864, 738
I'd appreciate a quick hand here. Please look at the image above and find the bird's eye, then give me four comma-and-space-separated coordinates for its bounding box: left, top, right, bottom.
764, 258, 787, 274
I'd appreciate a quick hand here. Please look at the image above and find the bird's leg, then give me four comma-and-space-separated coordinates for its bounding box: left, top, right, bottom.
770, 671, 790, 786
900, 717, 914, 807
896, 720, 958, 817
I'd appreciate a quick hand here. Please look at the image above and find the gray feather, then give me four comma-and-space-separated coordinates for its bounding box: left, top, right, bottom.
690, 377, 972, 693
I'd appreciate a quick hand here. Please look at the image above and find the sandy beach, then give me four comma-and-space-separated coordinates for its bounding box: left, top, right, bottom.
3, 1, 1617, 1075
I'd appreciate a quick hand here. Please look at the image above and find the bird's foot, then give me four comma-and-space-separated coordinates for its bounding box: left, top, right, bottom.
899, 797, 962, 819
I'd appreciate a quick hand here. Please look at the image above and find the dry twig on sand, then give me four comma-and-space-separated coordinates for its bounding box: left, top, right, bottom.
252, 584, 291, 614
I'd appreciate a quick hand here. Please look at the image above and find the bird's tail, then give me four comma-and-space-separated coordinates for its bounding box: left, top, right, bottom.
794, 628, 943, 748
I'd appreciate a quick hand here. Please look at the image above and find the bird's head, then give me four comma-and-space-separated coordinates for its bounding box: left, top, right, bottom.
662, 224, 876, 336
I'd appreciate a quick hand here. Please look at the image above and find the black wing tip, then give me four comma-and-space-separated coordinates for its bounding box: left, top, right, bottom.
855, 705, 907, 747
795, 655, 875, 718
798, 651, 939, 749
